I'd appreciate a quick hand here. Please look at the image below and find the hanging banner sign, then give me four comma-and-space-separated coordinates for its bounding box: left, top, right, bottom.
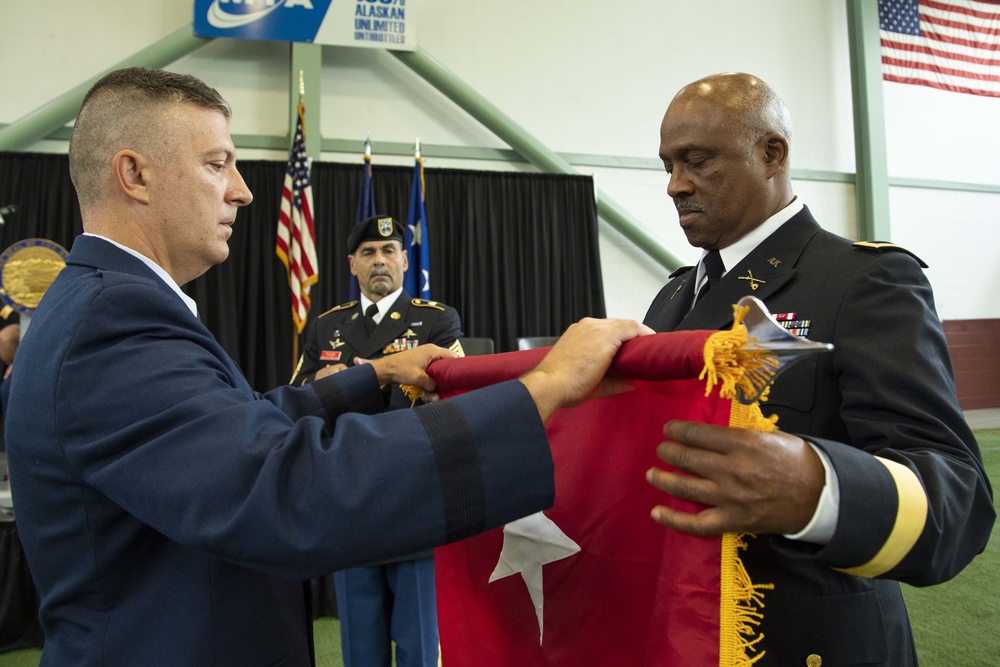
193, 0, 416, 51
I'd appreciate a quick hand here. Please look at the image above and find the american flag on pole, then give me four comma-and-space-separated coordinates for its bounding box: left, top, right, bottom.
879, 0, 1000, 97
276, 101, 319, 334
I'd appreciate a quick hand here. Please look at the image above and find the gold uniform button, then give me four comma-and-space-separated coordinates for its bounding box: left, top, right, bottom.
806, 654, 822, 667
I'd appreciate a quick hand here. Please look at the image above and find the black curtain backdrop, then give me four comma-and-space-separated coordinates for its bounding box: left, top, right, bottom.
0, 153, 605, 392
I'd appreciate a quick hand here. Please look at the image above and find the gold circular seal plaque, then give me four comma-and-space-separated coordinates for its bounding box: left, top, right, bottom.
0, 238, 69, 315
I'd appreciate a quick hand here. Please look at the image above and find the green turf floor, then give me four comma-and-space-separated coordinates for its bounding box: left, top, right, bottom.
901, 429, 1000, 667
3, 431, 998, 667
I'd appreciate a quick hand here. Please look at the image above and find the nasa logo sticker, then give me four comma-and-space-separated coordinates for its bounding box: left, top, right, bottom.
194, 0, 333, 43
192, 0, 415, 50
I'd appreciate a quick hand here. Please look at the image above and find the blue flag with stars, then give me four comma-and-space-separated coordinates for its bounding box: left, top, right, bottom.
349, 152, 377, 301
404, 156, 430, 299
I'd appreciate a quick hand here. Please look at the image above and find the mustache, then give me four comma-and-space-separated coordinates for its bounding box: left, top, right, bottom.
675, 201, 704, 214
368, 267, 392, 279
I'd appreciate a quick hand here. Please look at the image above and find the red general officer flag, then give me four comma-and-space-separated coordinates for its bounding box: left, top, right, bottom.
427, 326, 777, 667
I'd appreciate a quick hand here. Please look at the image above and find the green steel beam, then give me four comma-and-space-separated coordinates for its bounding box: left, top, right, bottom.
0, 25, 211, 152
391, 46, 685, 272
0, 121, 867, 186
325, 138, 531, 163
793, 168, 856, 185
847, 0, 892, 241
391, 49, 575, 174
888, 176, 1000, 194
7, 122, 995, 195
230, 133, 289, 151
323, 139, 861, 185
290, 43, 323, 158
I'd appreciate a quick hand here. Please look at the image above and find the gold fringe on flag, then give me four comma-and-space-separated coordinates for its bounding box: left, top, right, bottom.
400, 383, 424, 407
700, 304, 780, 420
718, 532, 773, 666
702, 303, 780, 666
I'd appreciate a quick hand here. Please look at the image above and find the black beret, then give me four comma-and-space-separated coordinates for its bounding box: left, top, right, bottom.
348, 215, 405, 254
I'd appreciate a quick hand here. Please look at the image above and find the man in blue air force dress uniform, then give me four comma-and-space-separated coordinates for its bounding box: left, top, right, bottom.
643, 73, 994, 666
4, 67, 647, 667
292, 216, 463, 667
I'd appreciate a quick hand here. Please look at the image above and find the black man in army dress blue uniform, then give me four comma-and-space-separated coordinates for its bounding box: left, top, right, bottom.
291, 215, 462, 667
642, 73, 993, 666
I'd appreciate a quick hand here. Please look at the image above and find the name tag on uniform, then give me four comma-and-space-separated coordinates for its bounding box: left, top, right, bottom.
320, 351, 342, 361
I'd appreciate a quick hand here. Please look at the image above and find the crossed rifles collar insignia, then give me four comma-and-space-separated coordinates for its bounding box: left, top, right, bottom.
738, 269, 766, 291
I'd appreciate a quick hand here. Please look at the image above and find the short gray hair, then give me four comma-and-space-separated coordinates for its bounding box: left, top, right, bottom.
68, 67, 231, 209
731, 75, 793, 159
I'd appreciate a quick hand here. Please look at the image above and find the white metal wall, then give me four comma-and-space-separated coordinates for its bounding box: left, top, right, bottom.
2, 0, 997, 321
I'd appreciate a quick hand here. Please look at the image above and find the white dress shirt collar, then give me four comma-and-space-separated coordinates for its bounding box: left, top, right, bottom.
360, 287, 403, 325
697, 197, 804, 284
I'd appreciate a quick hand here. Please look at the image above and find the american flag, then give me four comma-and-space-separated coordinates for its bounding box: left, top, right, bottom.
275, 102, 319, 334
879, 0, 1000, 97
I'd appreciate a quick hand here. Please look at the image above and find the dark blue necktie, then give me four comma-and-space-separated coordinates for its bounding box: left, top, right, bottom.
364, 303, 379, 335
694, 250, 724, 305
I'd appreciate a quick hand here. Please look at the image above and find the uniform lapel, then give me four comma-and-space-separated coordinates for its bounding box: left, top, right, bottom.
338, 305, 369, 355
679, 208, 821, 331
646, 272, 696, 332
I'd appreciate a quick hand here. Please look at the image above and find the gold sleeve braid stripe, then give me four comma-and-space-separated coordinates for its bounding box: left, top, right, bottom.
835, 457, 928, 578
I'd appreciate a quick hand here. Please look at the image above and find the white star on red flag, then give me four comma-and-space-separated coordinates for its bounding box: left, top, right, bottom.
489, 511, 581, 644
